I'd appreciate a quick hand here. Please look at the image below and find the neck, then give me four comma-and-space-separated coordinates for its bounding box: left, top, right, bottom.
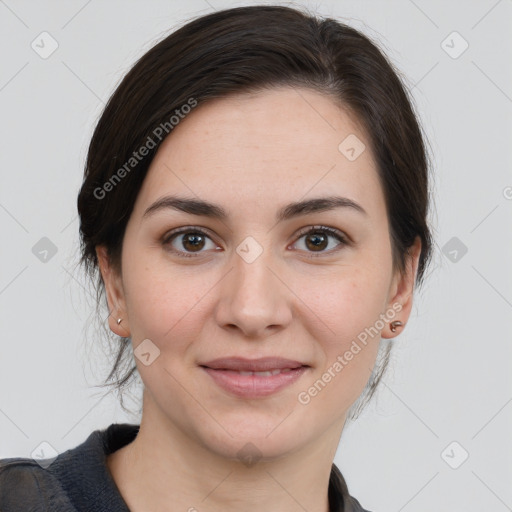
107, 392, 345, 512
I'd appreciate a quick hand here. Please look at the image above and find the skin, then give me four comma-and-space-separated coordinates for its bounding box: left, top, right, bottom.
97, 86, 421, 512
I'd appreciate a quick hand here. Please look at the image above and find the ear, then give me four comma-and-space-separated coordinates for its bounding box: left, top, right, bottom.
96, 245, 131, 338
381, 237, 422, 339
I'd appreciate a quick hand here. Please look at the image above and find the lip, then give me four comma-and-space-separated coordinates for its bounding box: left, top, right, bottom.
200, 356, 307, 372
199, 357, 309, 398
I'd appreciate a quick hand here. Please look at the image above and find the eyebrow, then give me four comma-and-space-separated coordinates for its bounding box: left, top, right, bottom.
143, 195, 367, 222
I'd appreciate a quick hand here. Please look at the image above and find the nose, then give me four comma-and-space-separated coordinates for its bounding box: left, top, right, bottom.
213, 247, 293, 339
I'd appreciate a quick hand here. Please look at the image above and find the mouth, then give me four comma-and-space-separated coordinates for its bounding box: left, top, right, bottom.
214, 368, 296, 377
199, 357, 310, 398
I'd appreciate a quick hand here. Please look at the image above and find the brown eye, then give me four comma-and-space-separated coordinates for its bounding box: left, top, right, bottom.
181, 232, 206, 252
305, 231, 329, 251
292, 226, 348, 256
163, 228, 218, 257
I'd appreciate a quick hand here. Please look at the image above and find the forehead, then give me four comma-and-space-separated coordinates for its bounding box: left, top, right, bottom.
134, 86, 384, 218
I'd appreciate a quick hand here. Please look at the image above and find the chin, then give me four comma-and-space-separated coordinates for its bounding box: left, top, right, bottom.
196, 411, 313, 462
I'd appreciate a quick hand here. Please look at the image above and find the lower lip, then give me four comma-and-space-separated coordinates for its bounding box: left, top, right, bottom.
201, 366, 308, 398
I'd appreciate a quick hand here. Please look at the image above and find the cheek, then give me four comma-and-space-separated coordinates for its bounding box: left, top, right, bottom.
300, 267, 390, 402
122, 253, 213, 345
312, 263, 391, 337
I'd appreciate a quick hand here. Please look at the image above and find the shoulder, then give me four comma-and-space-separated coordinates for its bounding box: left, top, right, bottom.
0, 457, 76, 511
0, 424, 138, 512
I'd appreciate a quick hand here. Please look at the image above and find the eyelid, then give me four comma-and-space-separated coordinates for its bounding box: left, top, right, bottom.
293, 225, 349, 243
162, 225, 217, 244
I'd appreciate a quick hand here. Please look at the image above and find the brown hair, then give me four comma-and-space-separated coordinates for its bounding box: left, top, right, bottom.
77, 5, 433, 417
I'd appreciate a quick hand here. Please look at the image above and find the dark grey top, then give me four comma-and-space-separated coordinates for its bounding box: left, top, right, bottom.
0, 423, 371, 511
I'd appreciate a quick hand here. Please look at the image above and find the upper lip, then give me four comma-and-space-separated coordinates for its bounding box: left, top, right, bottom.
200, 357, 308, 372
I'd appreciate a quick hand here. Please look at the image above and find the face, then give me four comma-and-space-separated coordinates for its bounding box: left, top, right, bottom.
98, 86, 420, 460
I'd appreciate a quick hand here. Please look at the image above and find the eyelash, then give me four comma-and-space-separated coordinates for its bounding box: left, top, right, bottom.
293, 226, 349, 257
162, 225, 349, 259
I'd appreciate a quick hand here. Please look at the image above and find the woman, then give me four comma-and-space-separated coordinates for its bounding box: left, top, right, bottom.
0, 5, 432, 511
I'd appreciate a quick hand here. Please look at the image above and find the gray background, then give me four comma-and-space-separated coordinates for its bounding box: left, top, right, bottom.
1, 0, 511, 510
